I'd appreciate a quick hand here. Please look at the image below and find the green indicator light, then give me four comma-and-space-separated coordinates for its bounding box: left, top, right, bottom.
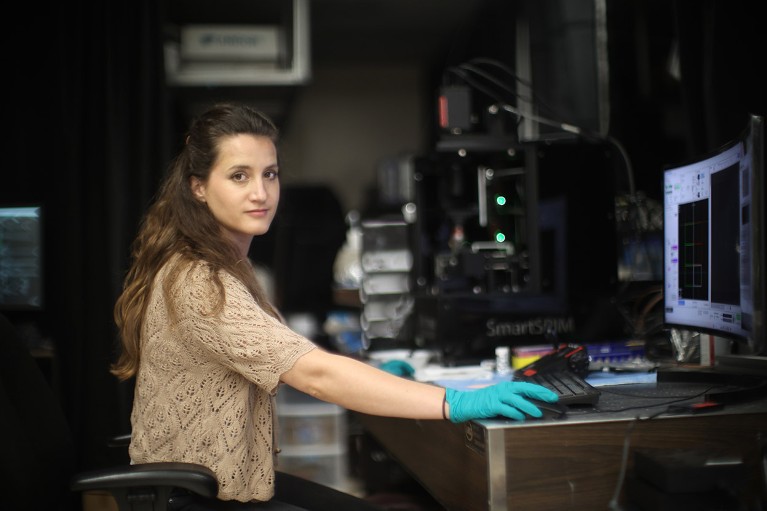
495, 231, 506, 243
495, 195, 507, 206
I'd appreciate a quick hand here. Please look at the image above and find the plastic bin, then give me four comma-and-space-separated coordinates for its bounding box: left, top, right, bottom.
277, 446, 349, 491
278, 406, 347, 449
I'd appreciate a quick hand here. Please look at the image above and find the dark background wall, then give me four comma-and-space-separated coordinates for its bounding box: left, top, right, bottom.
6, 0, 170, 473
3, 0, 764, 478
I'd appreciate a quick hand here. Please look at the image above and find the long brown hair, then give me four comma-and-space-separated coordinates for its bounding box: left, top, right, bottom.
111, 103, 281, 381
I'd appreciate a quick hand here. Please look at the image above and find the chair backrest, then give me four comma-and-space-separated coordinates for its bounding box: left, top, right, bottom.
0, 313, 77, 511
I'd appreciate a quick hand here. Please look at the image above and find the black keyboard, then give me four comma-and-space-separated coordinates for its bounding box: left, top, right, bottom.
514, 370, 601, 406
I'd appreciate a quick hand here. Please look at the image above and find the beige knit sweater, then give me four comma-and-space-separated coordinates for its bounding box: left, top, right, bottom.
129, 257, 316, 502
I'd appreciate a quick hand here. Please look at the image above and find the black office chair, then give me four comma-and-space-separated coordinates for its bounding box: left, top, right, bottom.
0, 312, 217, 511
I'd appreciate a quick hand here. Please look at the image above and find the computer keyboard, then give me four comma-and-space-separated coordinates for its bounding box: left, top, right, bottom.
514, 370, 601, 406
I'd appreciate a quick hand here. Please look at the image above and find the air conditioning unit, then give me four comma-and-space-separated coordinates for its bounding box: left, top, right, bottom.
165, 0, 310, 86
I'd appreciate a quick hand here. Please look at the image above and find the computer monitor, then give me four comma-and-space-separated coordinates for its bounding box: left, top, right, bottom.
0, 205, 44, 310
663, 114, 765, 370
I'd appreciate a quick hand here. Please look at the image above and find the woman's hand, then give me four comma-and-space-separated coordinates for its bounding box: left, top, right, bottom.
445, 381, 559, 422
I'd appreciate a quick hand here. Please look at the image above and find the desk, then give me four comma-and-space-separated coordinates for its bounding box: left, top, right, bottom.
357, 379, 767, 510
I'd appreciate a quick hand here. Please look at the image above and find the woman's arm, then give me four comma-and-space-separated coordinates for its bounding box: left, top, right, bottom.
280, 348, 447, 420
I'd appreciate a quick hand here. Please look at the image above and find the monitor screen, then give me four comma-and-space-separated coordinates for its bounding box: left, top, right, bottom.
0, 206, 44, 310
663, 114, 764, 355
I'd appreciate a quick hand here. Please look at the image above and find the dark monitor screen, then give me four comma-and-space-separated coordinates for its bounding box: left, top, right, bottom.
0, 206, 44, 310
663, 114, 765, 356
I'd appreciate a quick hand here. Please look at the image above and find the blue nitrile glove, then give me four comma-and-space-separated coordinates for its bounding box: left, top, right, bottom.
379, 360, 415, 377
445, 382, 559, 422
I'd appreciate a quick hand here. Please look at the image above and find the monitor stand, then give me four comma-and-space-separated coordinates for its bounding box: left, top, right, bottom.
715, 353, 767, 375
656, 364, 767, 404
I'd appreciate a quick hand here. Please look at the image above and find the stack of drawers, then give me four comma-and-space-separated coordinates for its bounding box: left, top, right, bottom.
359, 219, 414, 348
276, 385, 350, 491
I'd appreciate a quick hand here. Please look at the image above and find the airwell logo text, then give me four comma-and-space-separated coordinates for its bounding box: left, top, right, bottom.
486, 317, 575, 337
200, 33, 263, 48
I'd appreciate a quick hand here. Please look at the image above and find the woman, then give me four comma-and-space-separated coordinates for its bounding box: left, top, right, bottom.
111, 102, 558, 510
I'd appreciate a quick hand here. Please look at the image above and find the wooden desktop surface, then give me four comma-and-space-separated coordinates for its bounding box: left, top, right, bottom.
357, 384, 767, 511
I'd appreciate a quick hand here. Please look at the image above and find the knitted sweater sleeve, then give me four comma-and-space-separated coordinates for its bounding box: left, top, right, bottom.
173, 261, 316, 393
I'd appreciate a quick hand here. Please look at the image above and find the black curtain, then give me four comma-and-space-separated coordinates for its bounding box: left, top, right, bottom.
674, 0, 766, 153
7, 0, 169, 473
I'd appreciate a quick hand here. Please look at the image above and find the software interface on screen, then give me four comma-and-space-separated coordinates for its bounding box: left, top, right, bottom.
0, 206, 43, 309
663, 140, 753, 339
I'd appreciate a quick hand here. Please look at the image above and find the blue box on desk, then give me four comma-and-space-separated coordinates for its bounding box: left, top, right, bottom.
585, 339, 647, 370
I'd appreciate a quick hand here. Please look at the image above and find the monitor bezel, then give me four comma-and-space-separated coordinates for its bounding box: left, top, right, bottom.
662, 114, 765, 356
0, 203, 45, 311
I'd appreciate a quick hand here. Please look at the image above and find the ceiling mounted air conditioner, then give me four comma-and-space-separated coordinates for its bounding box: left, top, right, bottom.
165, 0, 310, 87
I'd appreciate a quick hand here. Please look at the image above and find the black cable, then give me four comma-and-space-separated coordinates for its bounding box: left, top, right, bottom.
465, 57, 561, 118
445, 66, 506, 105
604, 135, 636, 200
466, 57, 534, 88
457, 63, 536, 105
444, 66, 524, 132
445, 59, 638, 200
607, 407, 676, 511
608, 416, 638, 510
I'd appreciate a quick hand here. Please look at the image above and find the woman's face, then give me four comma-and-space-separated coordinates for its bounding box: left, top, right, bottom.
191, 134, 280, 255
